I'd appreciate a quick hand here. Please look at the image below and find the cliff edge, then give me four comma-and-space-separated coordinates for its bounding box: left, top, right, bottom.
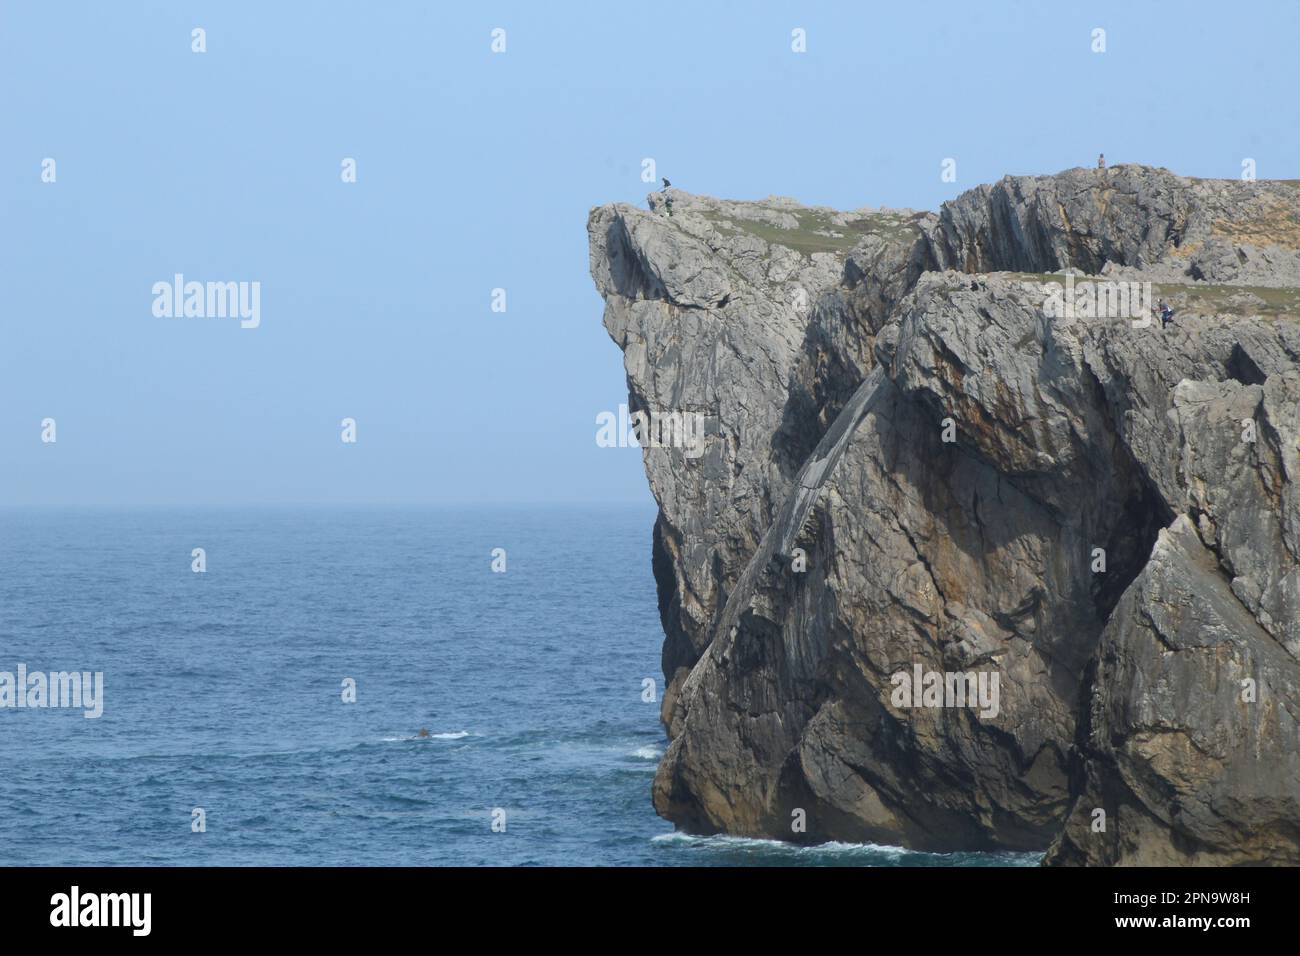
589, 166, 1300, 864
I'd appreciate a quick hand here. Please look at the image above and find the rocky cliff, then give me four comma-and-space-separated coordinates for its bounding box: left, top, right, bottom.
588, 166, 1300, 865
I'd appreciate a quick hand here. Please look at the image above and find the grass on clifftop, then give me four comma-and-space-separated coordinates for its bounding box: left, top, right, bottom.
1172, 283, 1300, 319
703, 208, 925, 256
998, 273, 1300, 320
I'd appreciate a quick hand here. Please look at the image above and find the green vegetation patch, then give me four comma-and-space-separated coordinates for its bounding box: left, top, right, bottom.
997, 273, 1300, 320
702, 207, 925, 257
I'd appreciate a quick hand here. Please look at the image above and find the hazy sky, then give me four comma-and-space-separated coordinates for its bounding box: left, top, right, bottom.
3, 1, 1296, 506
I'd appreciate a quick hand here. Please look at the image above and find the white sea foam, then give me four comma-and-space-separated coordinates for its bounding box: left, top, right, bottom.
649, 832, 1041, 864
650, 832, 904, 855
630, 745, 663, 759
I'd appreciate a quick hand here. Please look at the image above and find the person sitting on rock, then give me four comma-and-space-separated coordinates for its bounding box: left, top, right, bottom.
1158, 302, 1175, 327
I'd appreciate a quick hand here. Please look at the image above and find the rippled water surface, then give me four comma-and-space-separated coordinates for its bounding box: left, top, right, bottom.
0, 506, 1040, 867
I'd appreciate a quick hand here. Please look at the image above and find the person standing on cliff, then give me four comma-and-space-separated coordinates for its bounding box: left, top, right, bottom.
1098, 153, 1106, 171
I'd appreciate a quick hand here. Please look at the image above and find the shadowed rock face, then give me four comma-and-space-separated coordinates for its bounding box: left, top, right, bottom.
588, 167, 1300, 864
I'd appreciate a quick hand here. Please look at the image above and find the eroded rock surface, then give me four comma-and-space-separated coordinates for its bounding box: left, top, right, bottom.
589, 167, 1300, 864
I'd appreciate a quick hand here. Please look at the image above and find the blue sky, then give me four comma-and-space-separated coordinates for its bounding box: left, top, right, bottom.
3, 0, 1296, 506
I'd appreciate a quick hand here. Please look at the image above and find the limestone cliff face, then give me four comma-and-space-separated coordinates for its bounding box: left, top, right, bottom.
588, 167, 1300, 864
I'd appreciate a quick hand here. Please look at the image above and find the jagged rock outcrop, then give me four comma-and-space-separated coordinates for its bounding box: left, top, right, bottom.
589, 193, 930, 726
589, 166, 1300, 864
1045, 515, 1300, 865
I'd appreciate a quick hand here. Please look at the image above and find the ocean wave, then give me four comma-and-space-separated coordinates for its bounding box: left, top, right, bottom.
650, 832, 1042, 865
651, 832, 902, 855
381, 731, 473, 742
629, 745, 663, 759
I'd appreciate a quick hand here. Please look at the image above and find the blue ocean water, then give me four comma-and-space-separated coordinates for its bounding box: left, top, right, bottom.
0, 505, 1040, 867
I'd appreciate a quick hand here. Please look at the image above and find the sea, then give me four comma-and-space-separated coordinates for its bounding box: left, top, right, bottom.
0, 504, 1040, 867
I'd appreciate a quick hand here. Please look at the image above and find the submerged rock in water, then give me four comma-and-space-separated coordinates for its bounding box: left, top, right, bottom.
589, 166, 1300, 865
